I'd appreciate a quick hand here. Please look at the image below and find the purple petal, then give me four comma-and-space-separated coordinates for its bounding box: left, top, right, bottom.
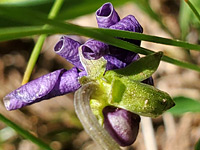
110, 15, 143, 46
103, 106, 141, 146
102, 15, 143, 69
103, 54, 126, 70
3, 68, 81, 110
82, 39, 109, 60
54, 36, 84, 70
109, 15, 143, 34
96, 2, 120, 28
105, 48, 140, 70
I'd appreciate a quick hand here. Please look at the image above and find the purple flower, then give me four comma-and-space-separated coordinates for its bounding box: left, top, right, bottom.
4, 68, 81, 110
3, 2, 150, 147
103, 106, 140, 146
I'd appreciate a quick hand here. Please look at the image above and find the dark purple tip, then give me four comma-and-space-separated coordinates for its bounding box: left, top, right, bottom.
103, 106, 141, 146
96, 2, 120, 28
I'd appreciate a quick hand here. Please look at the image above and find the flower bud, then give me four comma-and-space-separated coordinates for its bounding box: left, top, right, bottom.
103, 106, 140, 146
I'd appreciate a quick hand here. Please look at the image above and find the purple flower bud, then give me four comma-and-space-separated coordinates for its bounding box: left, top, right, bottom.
103, 106, 141, 146
54, 36, 84, 70
82, 39, 109, 60
3, 68, 81, 110
96, 2, 120, 28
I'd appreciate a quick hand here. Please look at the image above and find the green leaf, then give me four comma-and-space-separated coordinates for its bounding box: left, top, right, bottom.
168, 96, 200, 115
179, 0, 200, 39
105, 52, 163, 82
95, 28, 200, 51
0, 114, 52, 150
2, 26, 200, 51
132, 0, 174, 37
195, 138, 200, 150
107, 77, 175, 118
0, 0, 132, 27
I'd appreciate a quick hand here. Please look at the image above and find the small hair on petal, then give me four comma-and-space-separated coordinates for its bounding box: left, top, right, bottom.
96, 2, 120, 28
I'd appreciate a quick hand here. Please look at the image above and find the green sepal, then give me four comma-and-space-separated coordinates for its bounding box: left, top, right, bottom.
79, 51, 174, 119
78, 46, 107, 79
107, 77, 175, 118
104, 52, 163, 82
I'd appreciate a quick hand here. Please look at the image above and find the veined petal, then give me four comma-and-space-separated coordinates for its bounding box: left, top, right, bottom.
109, 15, 143, 46
3, 68, 81, 110
103, 54, 126, 70
54, 36, 84, 70
105, 48, 140, 70
104, 15, 143, 68
103, 106, 140, 146
109, 15, 143, 34
96, 2, 120, 28
82, 39, 109, 60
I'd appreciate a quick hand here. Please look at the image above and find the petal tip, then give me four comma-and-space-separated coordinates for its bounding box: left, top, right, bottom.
3, 96, 11, 111
54, 39, 64, 53
96, 2, 120, 28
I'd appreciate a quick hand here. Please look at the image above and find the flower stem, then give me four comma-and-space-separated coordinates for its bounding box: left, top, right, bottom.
21, 0, 64, 85
185, 0, 200, 23
74, 82, 121, 150
141, 116, 157, 150
0, 113, 52, 150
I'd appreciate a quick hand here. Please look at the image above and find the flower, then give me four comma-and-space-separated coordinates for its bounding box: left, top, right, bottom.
103, 106, 140, 146
4, 2, 146, 110
3, 2, 174, 147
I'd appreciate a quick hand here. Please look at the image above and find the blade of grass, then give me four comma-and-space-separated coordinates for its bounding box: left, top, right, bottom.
1, 26, 200, 51
0, 6, 200, 72
133, 0, 174, 38
57, 0, 132, 20
185, 0, 200, 23
21, 0, 64, 85
195, 138, 200, 150
94, 28, 200, 51
0, 113, 52, 150
0, 0, 132, 27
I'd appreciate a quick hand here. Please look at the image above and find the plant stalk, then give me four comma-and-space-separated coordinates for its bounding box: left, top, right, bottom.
21, 0, 64, 85
74, 82, 121, 150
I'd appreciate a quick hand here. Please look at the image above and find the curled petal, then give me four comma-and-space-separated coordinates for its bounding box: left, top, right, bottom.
103, 54, 126, 70
96, 2, 120, 28
105, 48, 140, 70
104, 15, 143, 68
109, 15, 143, 33
4, 68, 81, 110
110, 15, 143, 46
82, 39, 109, 60
54, 36, 84, 70
103, 106, 141, 146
